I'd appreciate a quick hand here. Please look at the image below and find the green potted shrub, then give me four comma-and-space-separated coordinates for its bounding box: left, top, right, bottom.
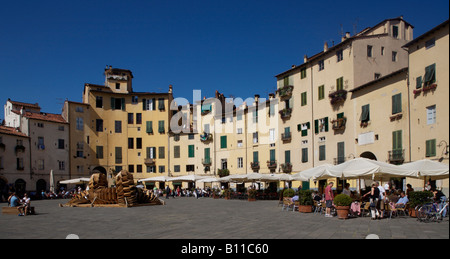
223, 188, 232, 200
248, 188, 257, 201
298, 189, 313, 213
408, 191, 433, 217
283, 188, 295, 198
333, 193, 353, 219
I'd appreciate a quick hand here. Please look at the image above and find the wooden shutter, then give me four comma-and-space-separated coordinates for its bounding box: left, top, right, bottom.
392, 94, 402, 114
285, 150, 291, 164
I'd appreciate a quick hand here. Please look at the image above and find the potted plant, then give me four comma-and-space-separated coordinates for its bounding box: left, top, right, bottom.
298, 189, 313, 213
408, 191, 433, 217
223, 188, 232, 200
283, 188, 295, 198
247, 188, 257, 202
333, 194, 353, 219
212, 188, 220, 199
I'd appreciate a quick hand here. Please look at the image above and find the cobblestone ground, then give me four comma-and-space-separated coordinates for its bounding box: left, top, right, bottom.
1, 197, 448, 239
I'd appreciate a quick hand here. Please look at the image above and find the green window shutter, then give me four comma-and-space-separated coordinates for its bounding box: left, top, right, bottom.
337, 142, 345, 164
115, 147, 122, 164
360, 104, 370, 122
159, 147, 165, 159
146, 121, 153, 134
318, 85, 324, 100
158, 98, 165, 110
301, 148, 308, 163
424, 63, 436, 85
142, 99, 147, 110
188, 145, 195, 158
416, 76, 422, 89
324, 117, 329, 132
337, 112, 344, 119
205, 148, 210, 159
220, 136, 227, 149
314, 119, 319, 134
392, 130, 402, 151
270, 149, 275, 161
426, 139, 436, 157
392, 94, 402, 114
337, 77, 344, 90
297, 124, 301, 131
111, 97, 115, 110
253, 151, 259, 163
283, 77, 289, 86
121, 98, 125, 111
319, 145, 326, 161
285, 150, 291, 164
301, 92, 307, 106
158, 121, 164, 133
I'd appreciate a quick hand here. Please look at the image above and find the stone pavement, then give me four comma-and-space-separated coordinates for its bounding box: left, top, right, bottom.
0, 197, 448, 239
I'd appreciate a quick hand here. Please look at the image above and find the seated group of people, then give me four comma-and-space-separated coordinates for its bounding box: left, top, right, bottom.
8, 192, 31, 216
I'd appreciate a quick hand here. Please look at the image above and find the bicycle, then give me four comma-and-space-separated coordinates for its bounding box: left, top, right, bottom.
416, 201, 448, 223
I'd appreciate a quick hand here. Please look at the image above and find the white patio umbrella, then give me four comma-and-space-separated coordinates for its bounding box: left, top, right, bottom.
398, 159, 449, 180
59, 178, 91, 184
196, 177, 221, 183
326, 158, 416, 180
138, 176, 171, 182
168, 175, 209, 182
291, 163, 333, 181
218, 174, 248, 183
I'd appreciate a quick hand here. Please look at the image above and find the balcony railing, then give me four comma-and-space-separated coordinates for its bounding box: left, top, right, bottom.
329, 89, 347, 105
202, 158, 212, 166
331, 117, 347, 130
388, 149, 405, 164
144, 158, 156, 165
267, 160, 277, 169
251, 161, 260, 170
279, 108, 292, 120
281, 132, 292, 142
276, 85, 293, 99
281, 163, 292, 173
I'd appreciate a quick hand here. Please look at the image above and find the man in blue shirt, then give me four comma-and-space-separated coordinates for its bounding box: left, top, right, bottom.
395, 191, 409, 208
9, 193, 19, 207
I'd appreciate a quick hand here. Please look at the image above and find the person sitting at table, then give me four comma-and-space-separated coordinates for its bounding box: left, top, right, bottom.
395, 191, 409, 208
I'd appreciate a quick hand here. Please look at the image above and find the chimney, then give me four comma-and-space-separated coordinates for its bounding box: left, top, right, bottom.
168, 84, 173, 94
324, 41, 329, 52
254, 94, 260, 103
268, 93, 275, 100
346, 32, 351, 39
303, 55, 308, 63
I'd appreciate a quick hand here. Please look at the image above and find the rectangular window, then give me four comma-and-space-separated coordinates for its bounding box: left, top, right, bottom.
146, 121, 153, 134
360, 104, 370, 123
58, 139, 65, 149
159, 166, 165, 173
367, 45, 373, 57
393, 25, 399, 39
158, 121, 165, 133
318, 60, 324, 71
158, 98, 165, 110
337, 142, 345, 164
237, 157, 243, 168
147, 147, 156, 159
318, 85, 325, 100
174, 165, 180, 173
301, 92, 307, 106
270, 149, 276, 162
115, 121, 122, 133
136, 113, 142, 124
96, 146, 103, 159
96, 96, 103, 108
416, 76, 422, 89
319, 145, 326, 161
220, 136, 227, 149
253, 132, 259, 144
425, 38, 435, 49
314, 117, 328, 133
115, 147, 122, 164
96, 119, 103, 132
426, 139, 436, 157
285, 150, 291, 164
336, 77, 344, 91
426, 105, 436, 125
392, 93, 402, 114
336, 49, 343, 62
301, 148, 308, 163
128, 138, 134, 149
174, 146, 180, 158
136, 138, 142, 149
392, 130, 403, 155
300, 68, 307, 79
424, 63, 436, 86
111, 97, 125, 110
188, 145, 195, 158
143, 98, 156, 111
76, 117, 83, 130
128, 113, 134, 124
253, 151, 259, 163
392, 51, 397, 62
158, 147, 165, 159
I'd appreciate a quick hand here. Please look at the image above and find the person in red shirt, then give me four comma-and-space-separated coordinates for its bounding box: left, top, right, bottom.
325, 182, 334, 217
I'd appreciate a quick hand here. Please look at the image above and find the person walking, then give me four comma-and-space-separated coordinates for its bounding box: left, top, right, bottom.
165, 185, 170, 199
324, 182, 334, 217
363, 183, 380, 220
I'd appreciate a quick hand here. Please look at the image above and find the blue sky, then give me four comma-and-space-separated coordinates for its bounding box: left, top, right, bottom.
1, 0, 448, 121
